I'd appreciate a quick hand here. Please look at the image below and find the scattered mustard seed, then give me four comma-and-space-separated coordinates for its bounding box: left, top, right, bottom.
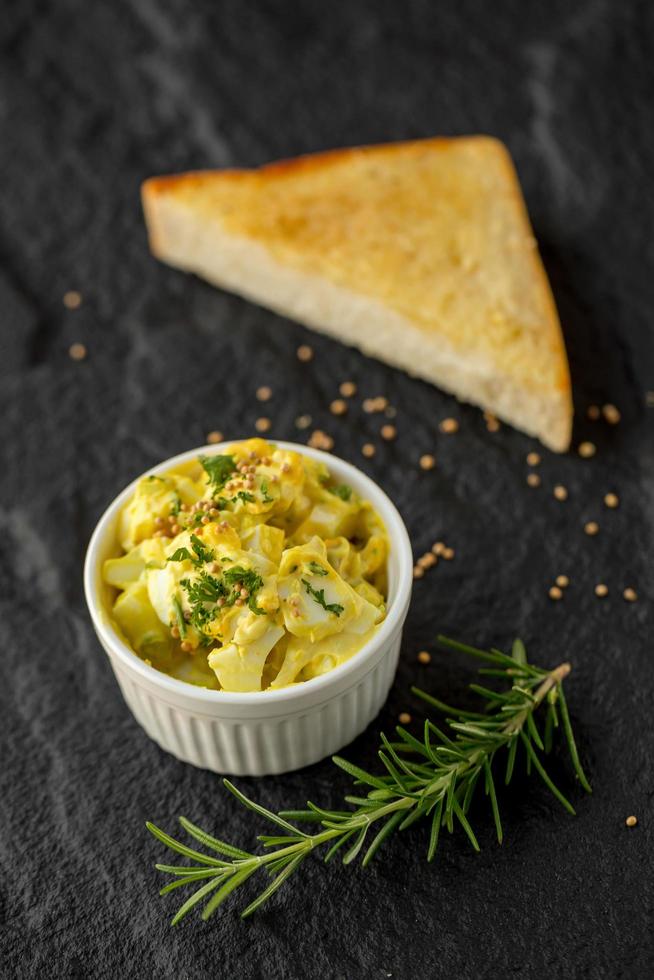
398, 712, 412, 725
295, 414, 312, 430
308, 430, 334, 451
68, 342, 87, 361
604, 492, 619, 509
486, 417, 500, 432
553, 485, 569, 501
556, 575, 570, 588
385, 405, 397, 419
586, 405, 601, 421
595, 583, 608, 598
206, 430, 223, 444
625, 815, 638, 827
442, 547, 455, 560
330, 398, 348, 416
526, 452, 541, 466
418, 651, 431, 665
63, 290, 82, 309
602, 403, 621, 425
527, 473, 541, 487
381, 424, 397, 441
255, 417, 272, 433
439, 417, 459, 434
623, 587, 638, 602
584, 521, 599, 536
363, 396, 388, 413
180, 641, 192, 653
549, 586, 563, 601
578, 441, 597, 459
339, 381, 357, 397
256, 385, 272, 402
431, 541, 445, 555
419, 454, 436, 471
361, 443, 376, 458
417, 552, 437, 569
412, 566, 425, 580
297, 344, 314, 362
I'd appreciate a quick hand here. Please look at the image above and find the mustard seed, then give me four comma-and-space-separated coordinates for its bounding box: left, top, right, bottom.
255, 417, 272, 433
553, 485, 568, 501
526, 452, 541, 466
549, 586, 563, 601
419, 454, 436, 471
68, 342, 87, 361
206, 430, 223, 444
256, 385, 272, 402
578, 441, 596, 459
418, 651, 431, 664
63, 290, 82, 309
602, 403, 621, 425
604, 492, 619, 509
623, 587, 638, 602
297, 344, 313, 362
584, 521, 599, 536
625, 815, 638, 827
439, 417, 459, 434
595, 583, 608, 598
398, 712, 412, 725
362, 443, 376, 458
381, 424, 397, 441
330, 399, 348, 416
527, 473, 541, 487
339, 381, 357, 397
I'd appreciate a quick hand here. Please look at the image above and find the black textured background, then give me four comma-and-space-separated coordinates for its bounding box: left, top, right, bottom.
2, 2, 653, 978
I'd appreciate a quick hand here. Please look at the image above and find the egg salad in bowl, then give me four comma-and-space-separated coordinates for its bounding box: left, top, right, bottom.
102, 438, 388, 693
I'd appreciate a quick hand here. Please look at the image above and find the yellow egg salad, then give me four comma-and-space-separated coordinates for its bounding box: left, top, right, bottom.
103, 439, 388, 692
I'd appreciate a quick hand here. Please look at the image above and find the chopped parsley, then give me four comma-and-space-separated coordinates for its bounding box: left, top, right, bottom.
170, 494, 182, 516
223, 566, 266, 616
180, 565, 267, 634
327, 484, 353, 501
301, 578, 344, 616
260, 480, 274, 503
308, 561, 328, 577
201, 454, 237, 496
182, 572, 228, 606
234, 490, 256, 504
172, 594, 187, 640
166, 533, 214, 568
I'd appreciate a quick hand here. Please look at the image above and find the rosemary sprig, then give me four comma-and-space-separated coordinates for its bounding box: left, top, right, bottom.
147, 636, 591, 925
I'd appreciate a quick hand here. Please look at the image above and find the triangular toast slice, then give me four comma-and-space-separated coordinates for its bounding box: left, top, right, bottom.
142, 137, 572, 450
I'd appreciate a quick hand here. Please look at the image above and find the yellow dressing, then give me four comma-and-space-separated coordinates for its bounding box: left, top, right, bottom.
102, 439, 388, 692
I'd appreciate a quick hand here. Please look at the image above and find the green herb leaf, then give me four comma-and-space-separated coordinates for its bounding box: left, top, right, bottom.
301, 579, 344, 616
307, 561, 328, 577
201, 454, 237, 495
234, 491, 256, 504
172, 594, 187, 640
327, 484, 353, 501
260, 480, 274, 504
148, 637, 590, 924
167, 547, 192, 563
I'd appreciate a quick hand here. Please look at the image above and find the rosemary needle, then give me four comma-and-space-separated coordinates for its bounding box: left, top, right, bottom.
147, 635, 591, 924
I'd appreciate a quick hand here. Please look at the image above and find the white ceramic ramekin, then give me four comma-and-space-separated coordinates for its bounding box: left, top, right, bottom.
84, 440, 413, 775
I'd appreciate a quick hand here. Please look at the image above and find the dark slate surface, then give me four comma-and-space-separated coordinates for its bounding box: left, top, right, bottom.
1, 2, 653, 977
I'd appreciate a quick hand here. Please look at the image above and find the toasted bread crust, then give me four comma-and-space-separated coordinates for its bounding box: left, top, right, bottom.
142, 137, 572, 450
